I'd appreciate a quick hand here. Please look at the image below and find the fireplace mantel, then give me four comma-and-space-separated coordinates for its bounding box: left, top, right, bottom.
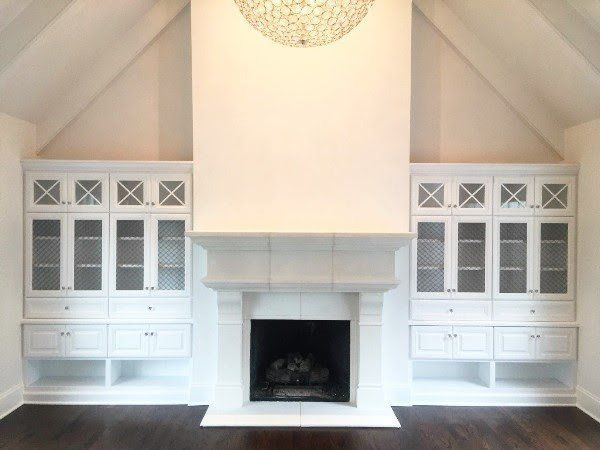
186, 232, 416, 292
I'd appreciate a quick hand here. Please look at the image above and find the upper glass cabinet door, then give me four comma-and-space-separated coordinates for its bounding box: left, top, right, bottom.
452, 218, 492, 298
26, 214, 67, 297
151, 215, 190, 297
494, 218, 533, 299
151, 174, 192, 213
535, 176, 576, 217
411, 217, 451, 299
110, 175, 148, 212
411, 177, 452, 216
69, 214, 108, 297
494, 177, 535, 216
452, 177, 492, 215
68, 173, 109, 212
535, 218, 574, 301
110, 215, 149, 297
26, 173, 67, 212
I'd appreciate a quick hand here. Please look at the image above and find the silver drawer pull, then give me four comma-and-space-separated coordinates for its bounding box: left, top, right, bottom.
449, 308, 454, 313
530, 309, 535, 314
144, 332, 149, 336
447, 333, 452, 338
148, 306, 153, 311
453, 334, 458, 338
65, 306, 70, 310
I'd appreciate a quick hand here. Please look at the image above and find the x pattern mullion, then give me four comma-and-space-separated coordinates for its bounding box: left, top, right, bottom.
159, 181, 185, 206
34, 180, 60, 205
542, 184, 567, 209
118, 181, 143, 205
501, 184, 526, 208
76, 180, 102, 205
418, 183, 444, 208
459, 183, 484, 208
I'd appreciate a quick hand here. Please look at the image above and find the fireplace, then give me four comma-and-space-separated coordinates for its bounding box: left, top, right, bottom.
250, 320, 351, 402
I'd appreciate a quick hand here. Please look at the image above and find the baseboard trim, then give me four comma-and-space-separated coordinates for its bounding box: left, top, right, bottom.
0, 384, 24, 420
577, 386, 600, 423
23, 388, 189, 405
188, 384, 214, 406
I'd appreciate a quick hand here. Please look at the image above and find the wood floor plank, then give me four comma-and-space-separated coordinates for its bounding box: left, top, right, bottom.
0, 405, 599, 449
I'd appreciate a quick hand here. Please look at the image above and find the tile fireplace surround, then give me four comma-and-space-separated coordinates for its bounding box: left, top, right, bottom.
186, 232, 415, 427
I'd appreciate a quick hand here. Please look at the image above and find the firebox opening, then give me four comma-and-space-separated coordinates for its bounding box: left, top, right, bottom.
250, 320, 351, 402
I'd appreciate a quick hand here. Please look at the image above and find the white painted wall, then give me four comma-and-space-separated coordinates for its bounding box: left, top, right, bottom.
40, 6, 192, 161
564, 118, 600, 421
0, 113, 35, 418
411, 9, 561, 163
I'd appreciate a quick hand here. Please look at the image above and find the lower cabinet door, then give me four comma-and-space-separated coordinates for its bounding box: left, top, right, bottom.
108, 325, 149, 357
23, 325, 65, 357
65, 325, 107, 357
494, 327, 536, 360
411, 326, 453, 359
452, 326, 493, 360
536, 327, 577, 360
149, 324, 191, 357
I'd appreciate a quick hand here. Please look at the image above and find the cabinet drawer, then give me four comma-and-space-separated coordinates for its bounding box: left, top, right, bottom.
109, 299, 191, 318
65, 299, 108, 318
25, 298, 65, 318
493, 301, 575, 322
411, 300, 491, 321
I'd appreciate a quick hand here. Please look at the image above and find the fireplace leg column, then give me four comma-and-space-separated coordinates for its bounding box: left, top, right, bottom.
214, 291, 244, 409
356, 292, 386, 410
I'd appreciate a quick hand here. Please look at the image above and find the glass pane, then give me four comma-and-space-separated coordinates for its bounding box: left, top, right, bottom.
458, 183, 485, 209
500, 183, 527, 209
416, 222, 445, 293
116, 220, 144, 291
33, 180, 61, 205
75, 180, 102, 206
117, 180, 144, 206
159, 181, 185, 206
73, 220, 102, 291
32, 219, 61, 290
542, 184, 568, 210
418, 183, 444, 208
157, 220, 185, 291
540, 223, 568, 294
499, 222, 527, 294
457, 222, 486, 293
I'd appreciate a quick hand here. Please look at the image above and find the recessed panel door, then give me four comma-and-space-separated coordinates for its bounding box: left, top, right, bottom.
452, 327, 493, 360
411, 326, 453, 359
23, 325, 65, 358
494, 327, 536, 360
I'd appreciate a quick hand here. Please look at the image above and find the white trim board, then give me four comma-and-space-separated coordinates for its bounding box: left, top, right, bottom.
0, 384, 24, 420
21, 160, 193, 173
410, 163, 579, 176
577, 386, 600, 423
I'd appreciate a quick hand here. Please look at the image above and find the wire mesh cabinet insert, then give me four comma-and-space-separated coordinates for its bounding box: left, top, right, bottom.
110, 215, 150, 297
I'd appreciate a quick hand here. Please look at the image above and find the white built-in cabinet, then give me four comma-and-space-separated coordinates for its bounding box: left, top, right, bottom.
409, 165, 579, 403
21, 161, 193, 400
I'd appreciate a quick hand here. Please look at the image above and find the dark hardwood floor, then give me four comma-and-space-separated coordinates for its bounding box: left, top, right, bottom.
1, 404, 599, 449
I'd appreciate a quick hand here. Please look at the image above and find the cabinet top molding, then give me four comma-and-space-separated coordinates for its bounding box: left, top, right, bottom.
410, 163, 579, 176
21, 159, 193, 173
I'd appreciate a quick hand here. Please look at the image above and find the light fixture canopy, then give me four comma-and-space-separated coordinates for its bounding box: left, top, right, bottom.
234, 0, 375, 48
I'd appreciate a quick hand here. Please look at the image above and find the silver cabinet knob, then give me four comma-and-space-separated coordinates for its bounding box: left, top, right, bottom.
530, 335, 535, 339
536, 205, 541, 208
61, 286, 66, 290
530, 205, 535, 208
144, 332, 149, 336
60, 332, 65, 336
449, 308, 454, 313
150, 286, 155, 290
150, 332, 155, 336
151, 202, 155, 206
453, 204, 458, 208
148, 306, 153, 311
452, 288, 456, 292
530, 309, 535, 314
536, 334, 541, 338
447, 204, 452, 208
65, 306, 70, 310
65, 332, 70, 336
447, 333, 452, 338
145, 201, 150, 206
446, 289, 451, 292
534, 289, 539, 293
453, 334, 458, 338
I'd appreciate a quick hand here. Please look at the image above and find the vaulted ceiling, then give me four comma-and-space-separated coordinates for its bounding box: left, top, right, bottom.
1, 0, 599, 156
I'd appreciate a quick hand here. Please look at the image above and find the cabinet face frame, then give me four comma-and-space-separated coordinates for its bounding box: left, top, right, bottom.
534, 176, 576, 217
150, 174, 192, 214
25, 172, 68, 213
452, 177, 493, 216
68, 173, 109, 213
67, 213, 109, 297
411, 216, 452, 299
25, 213, 68, 298
149, 214, 191, 297
411, 176, 452, 216
110, 174, 149, 213
493, 217, 534, 300
493, 176, 535, 216
533, 217, 575, 301
451, 216, 492, 299
109, 214, 150, 297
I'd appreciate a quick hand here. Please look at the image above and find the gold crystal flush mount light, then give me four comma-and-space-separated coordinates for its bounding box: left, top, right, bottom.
234, 0, 375, 47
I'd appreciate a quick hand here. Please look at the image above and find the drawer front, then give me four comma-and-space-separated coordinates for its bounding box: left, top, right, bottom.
65, 298, 108, 318
411, 326, 453, 359
536, 327, 577, 360
23, 325, 65, 358
65, 325, 107, 358
452, 326, 493, 360
108, 325, 149, 357
411, 300, 491, 321
149, 324, 191, 357
494, 327, 536, 360
493, 301, 575, 322
25, 298, 65, 319
109, 299, 191, 318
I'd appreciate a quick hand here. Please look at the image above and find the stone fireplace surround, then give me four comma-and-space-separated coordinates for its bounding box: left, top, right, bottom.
186, 232, 415, 427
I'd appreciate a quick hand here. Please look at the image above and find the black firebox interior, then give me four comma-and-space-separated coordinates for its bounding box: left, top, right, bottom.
250, 320, 351, 402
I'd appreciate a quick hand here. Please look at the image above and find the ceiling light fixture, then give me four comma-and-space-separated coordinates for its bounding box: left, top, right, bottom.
234, 0, 375, 47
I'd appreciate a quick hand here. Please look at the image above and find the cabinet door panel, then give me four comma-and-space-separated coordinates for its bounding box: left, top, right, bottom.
536, 328, 576, 360
151, 174, 192, 213
453, 177, 492, 215
411, 177, 452, 216
411, 326, 453, 359
494, 327, 536, 360
452, 327, 493, 360
493, 177, 534, 215
65, 325, 107, 358
410, 300, 491, 321
149, 324, 191, 357
69, 213, 108, 297
110, 174, 148, 212
535, 176, 576, 217
493, 301, 575, 322
452, 218, 491, 299
25, 172, 67, 213
150, 215, 190, 297
24, 325, 65, 357
411, 217, 451, 299
109, 299, 190, 318
68, 173, 109, 212
110, 215, 150, 297
494, 218, 533, 300
26, 214, 67, 297
108, 325, 148, 357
